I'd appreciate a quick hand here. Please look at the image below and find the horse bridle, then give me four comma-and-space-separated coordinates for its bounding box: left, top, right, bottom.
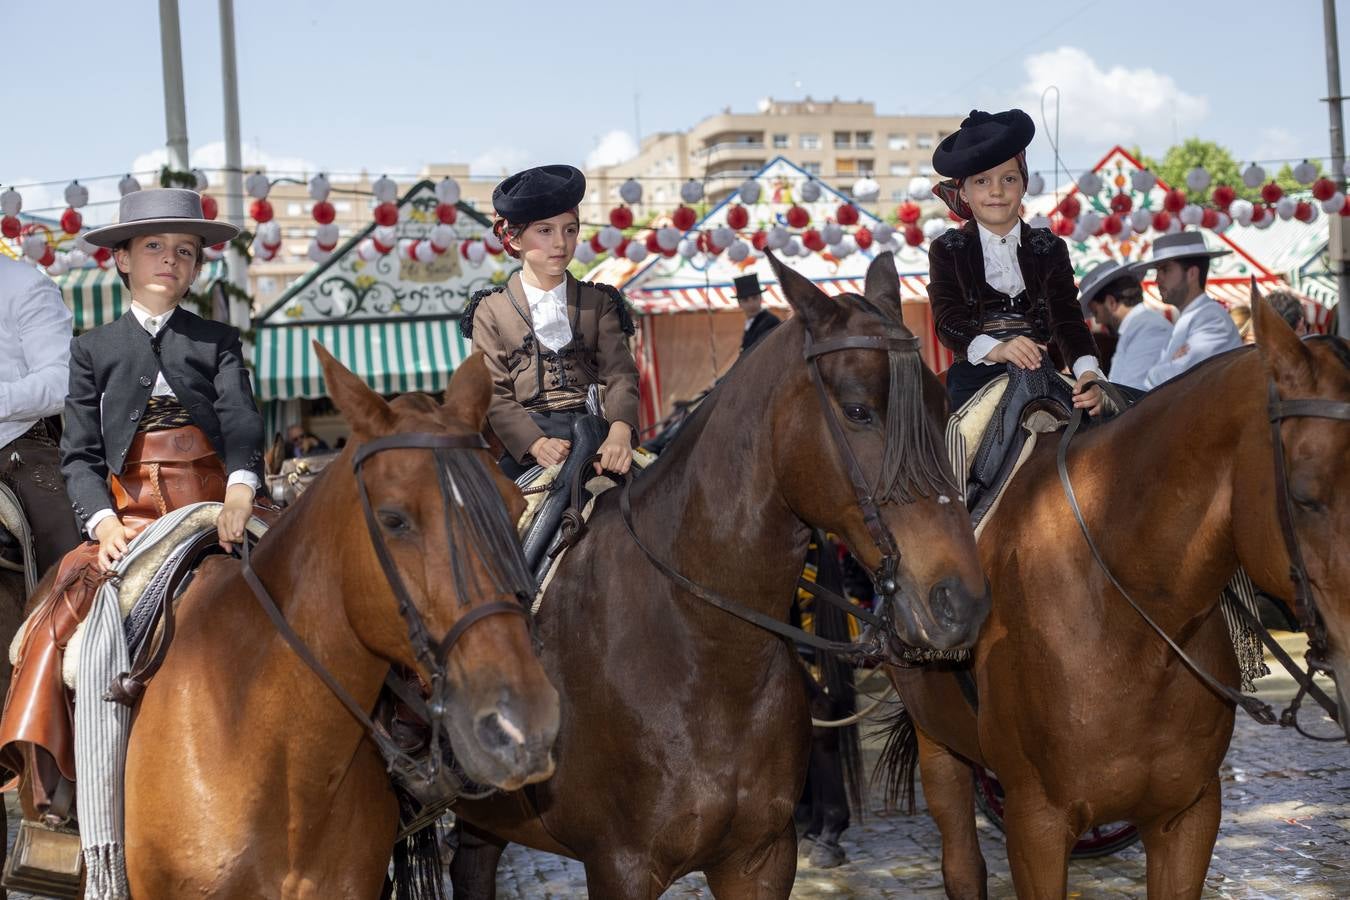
241, 432, 533, 785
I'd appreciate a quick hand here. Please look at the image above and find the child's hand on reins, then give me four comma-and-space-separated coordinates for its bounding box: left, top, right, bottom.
217, 483, 255, 551
595, 422, 633, 476
94, 517, 131, 571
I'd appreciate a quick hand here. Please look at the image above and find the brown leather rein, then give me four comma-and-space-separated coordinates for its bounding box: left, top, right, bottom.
1058, 378, 1345, 738
240, 432, 534, 784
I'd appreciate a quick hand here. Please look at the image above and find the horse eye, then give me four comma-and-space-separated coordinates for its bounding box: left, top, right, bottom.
1291, 492, 1325, 514
378, 509, 411, 532
843, 404, 873, 424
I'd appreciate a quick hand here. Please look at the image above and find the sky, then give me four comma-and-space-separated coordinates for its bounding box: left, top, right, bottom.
5, 0, 1345, 222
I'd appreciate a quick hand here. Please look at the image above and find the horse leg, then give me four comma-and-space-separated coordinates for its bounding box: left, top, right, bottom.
1139, 777, 1221, 899
915, 730, 986, 900
581, 851, 667, 900
805, 727, 849, 868
448, 821, 507, 900
704, 821, 797, 900
1001, 785, 1074, 899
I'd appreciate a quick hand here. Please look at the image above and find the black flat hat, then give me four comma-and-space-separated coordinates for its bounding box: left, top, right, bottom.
492, 164, 586, 222
733, 273, 762, 299
931, 109, 1036, 179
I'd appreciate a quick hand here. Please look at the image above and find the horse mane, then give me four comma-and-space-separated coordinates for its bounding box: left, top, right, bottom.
1307, 334, 1350, 370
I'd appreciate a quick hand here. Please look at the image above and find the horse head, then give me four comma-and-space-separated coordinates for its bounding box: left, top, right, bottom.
764, 251, 989, 651
316, 345, 560, 788
1243, 288, 1350, 738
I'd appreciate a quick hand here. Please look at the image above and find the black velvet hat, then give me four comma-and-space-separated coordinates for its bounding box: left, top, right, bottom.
931, 109, 1036, 179
733, 273, 762, 299
491, 165, 586, 222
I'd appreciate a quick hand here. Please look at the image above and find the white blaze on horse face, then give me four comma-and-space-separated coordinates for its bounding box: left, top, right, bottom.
937, 494, 951, 505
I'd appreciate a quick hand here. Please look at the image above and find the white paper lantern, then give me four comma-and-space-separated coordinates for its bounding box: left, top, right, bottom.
428, 224, 455, 250
74, 236, 96, 255
739, 179, 761, 204
1228, 199, 1254, 226
1130, 169, 1157, 193
784, 237, 804, 257
598, 225, 623, 249
1116, 219, 1133, 241
374, 225, 398, 246
244, 172, 269, 200
1026, 172, 1045, 196
1322, 191, 1346, 213
821, 222, 843, 245
64, 181, 88, 209
1076, 172, 1102, 196
1305, 203, 1321, 224
414, 241, 439, 263
711, 226, 735, 249
726, 240, 750, 262
372, 175, 398, 204
831, 236, 857, 258
1166, 218, 1183, 234
397, 239, 416, 260
573, 241, 597, 265
255, 221, 282, 246
1070, 222, 1090, 243
253, 243, 276, 262
766, 225, 789, 250
800, 180, 822, 202
1254, 210, 1275, 230
465, 241, 487, 264
308, 173, 332, 202
923, 217, 949, 240
356, 239, 379, 262
1214, 212, 1232, 232
307, 240, 332, 264
851, 177, 880, 202
434, 177, 461, 205
1242, 163, 1266, 189
1276, 196, 1297, 220
1179, 203, 1204, 226
315, 223, 340, 248
624, 240, 648, 263
483, 231, 504, 254
619, 179, 643, 204
119, 174, 143, 196
191, 168, 209, 191
656, 226, 682, 251
202, 243, 225, 261
677, 238, 699, 259
1185, 166, 1211, 193
679, 180, 704, 204
65, 249, 88, 268
907, 176, 932, 201
879, 239, 902, 255
1293, 160, 1318, 185
1080, 211, 1102, 234
1130, 209, 1154, 233
45, 255, 68, 276
0, 188, 20, 216
1027, 213, 1051, 231
873, 223, 895, 245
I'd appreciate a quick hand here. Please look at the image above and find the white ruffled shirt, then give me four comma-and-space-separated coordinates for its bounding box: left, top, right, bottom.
521, 279, 572, 352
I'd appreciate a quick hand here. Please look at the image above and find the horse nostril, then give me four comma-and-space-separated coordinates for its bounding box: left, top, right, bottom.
474, 711, 525, 753
929, 579, 959, 630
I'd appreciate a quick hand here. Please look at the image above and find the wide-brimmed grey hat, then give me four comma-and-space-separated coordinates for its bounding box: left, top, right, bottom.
1077, 259, 1143, 316
1135, 231, 1231, 270
84, 188, 240, 248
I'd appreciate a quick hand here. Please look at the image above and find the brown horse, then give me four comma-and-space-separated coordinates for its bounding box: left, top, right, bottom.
450, 251, 989, 899
885, 296, 1350, 897
123, 349, 560, 897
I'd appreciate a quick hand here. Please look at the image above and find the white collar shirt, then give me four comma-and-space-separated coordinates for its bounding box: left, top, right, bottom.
520, 279, 572, 352
129, 302, 177, 398
976, 221, 1025, 297
0, 257, 72, 447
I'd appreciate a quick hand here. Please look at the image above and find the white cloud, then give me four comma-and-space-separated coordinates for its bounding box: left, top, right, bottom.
470, 147, 531, 179
585, 130, 639, 170
1251, 127, 1301, 163
1014, 46, 1208, 148
130, 141, 322, 182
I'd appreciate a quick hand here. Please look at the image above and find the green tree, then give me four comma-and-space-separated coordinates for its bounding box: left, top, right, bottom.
1137, 138, 1253, 200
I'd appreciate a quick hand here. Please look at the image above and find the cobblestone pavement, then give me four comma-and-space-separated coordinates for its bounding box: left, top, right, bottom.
4, 636, 1345, 898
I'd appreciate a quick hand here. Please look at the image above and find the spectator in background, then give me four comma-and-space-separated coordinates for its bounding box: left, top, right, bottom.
1078, 259, 1172, 390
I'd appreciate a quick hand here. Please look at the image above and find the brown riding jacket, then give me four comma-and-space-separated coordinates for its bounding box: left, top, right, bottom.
463, 272, 640, 462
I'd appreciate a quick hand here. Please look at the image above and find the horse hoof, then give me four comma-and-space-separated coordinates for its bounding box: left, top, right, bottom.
808, 840, 846, 869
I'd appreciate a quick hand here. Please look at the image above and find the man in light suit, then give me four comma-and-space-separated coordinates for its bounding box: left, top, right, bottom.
1078, 259, 1172, 391
1138, 232, 1242, 389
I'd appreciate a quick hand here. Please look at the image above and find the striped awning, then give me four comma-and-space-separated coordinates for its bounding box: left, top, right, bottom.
253, 317, 470, 401
630, 274, 933, 314
56, 261, 226, 332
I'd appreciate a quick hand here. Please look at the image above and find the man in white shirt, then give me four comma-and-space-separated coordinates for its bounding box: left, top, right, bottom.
1139, 232, 1243, 389
1078, 259, 1173, 391
0, 255, 80, 573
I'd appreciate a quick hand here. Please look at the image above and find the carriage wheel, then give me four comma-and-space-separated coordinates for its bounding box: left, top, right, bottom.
972, 767, 1141, 858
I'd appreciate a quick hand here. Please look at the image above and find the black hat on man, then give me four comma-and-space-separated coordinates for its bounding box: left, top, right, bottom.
931, 109, 1036, 179
492, 164, 586, 223
733, 273, 762, 299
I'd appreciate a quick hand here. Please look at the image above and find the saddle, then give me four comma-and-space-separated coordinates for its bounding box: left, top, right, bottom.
516, 414, 610, 586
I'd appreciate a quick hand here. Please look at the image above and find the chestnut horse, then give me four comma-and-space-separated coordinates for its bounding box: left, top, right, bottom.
450, 251, 990, 899
122, 349, 560, 897
885, 295, 1349, 897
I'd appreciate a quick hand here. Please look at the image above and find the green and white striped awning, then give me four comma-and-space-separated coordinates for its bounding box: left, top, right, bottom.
55, 261, 226, 332
253, 317, 470, 401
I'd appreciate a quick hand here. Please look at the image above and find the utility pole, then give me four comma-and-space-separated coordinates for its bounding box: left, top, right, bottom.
219, 0, 251, 331
158, 0, 190, 173
1323, 0, 1350, 338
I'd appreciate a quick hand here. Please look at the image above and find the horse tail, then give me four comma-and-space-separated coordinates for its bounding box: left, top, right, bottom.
873, 700, 919, 815
811, 535, 865, 818
390, 822, 447, 900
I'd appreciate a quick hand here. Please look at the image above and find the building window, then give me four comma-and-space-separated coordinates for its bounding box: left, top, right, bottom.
917, 134, 934, 150
802, 162, 822, 175
889, 161, 912, 176
333, 201, 352, 213
833, 131, 851, 149
287, 202, 305, 216
855, 131, 873, 149
772, 133, 789, 149
888, 133, 909, 150
800, 133, 820, 150
856, 159, 875, 176
890, 188, 909, 201
837, 158, 857, 176
919, 163, 935, 176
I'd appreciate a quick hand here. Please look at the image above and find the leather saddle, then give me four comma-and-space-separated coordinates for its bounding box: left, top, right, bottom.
518, 414, 609, 586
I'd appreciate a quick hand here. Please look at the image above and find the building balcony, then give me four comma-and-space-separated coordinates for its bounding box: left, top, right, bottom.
696, 141, 767, 158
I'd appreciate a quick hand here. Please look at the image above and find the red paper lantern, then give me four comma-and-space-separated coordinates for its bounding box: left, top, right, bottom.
312, 200, 336, 225
1056, 196, 1081, 219
1163, 188, 1187, 213
645, 231, 661, 253
1312, 177, 1338, 202
200, 194, 219, 220
373, 202, 398, 227
897, 201, 921, 224
436, 203, 458, 225
1250, 205, 1268, 225
751, 230, 768, 251
1210, 185, 1236, 210
1102, 214, 1122, 235
1109, 193, 1133, 214
614, 238, 630, 259
1340, 197, 1350, 217
589, 233, 605, 254
802, 228, 825, 252
93, 247, 111, 265
786, 205, 810, 229
726, 204, 749, 230
250, 199, 274, 223
0, 216, 19, 239
1294, 200, 1314, 222
1200, 208, 1219, 229
60, 208, 82, 235
1051, 216, 1074, 237
38, 246, 55, 268
1152, 211, 1172, 232
836, 203, 860, 226
854, 226, 873, 250
609, 206, 634, 229
672, 205, 697, 231
211, 242, 226, 252
903, 224, 923, 246
1260, 182, 1283, 204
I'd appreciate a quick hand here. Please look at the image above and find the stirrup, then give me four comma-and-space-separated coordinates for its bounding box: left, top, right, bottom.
2, 817, 84, 898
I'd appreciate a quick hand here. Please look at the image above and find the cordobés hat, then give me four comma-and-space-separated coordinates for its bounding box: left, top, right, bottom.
733, 273, 762, 299
1077, 259, 1143, 316
83, 188, 240, 248
931, 109, 1036, 180
492, 165, 586, 223
1135, 231, 1232, 269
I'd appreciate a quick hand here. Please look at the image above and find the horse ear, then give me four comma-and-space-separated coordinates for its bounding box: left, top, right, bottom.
1250, 277, 1314, 390
864, 251, 905, 324
441, 352, 493, 433
315, 342, 395, 438
765, 250, 842, 333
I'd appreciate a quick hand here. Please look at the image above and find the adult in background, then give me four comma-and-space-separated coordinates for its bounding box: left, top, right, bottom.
1078, 259, 1172, 391
1139, 232, 1242, 389
736, 273, 781, 354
